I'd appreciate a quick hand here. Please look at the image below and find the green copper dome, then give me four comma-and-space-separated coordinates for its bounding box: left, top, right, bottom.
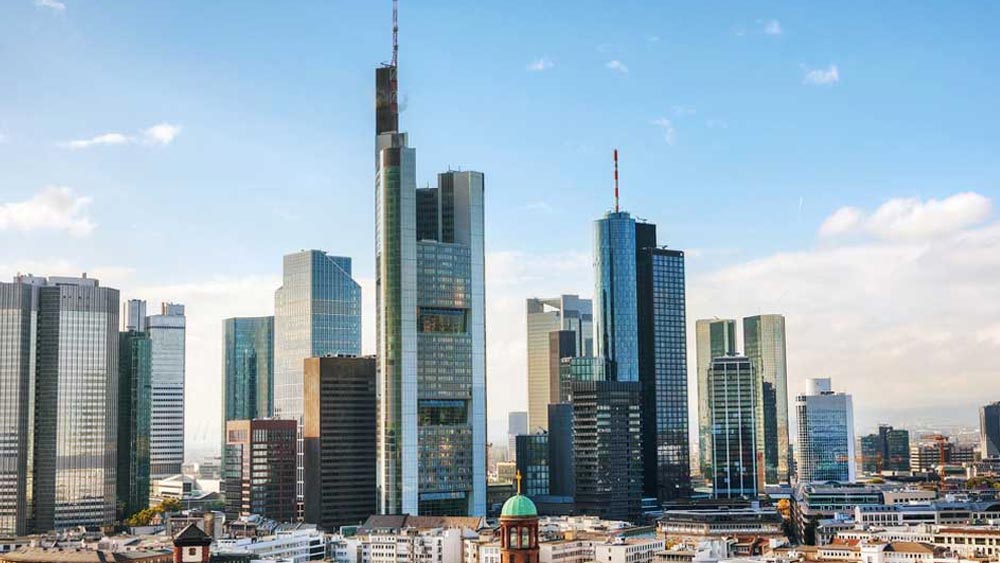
501, 494, 537, 517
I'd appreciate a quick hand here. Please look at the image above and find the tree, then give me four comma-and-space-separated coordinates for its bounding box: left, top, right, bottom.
124, 498, 183, 527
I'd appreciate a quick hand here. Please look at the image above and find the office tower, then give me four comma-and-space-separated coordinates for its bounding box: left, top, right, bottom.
709, 355, 759, 499
147, 302, 186, 478
508, 411, 528, 459
118, 329, 152, 519
572, 380, 643, 521
795, 378, 856, 483
558, 356, 605, 403
274, 250, 362, 509
743, 314, 790, 484
593, 210, 639, 382
515, 434, 549, 497
695, 318, 736, 479
303, 356, 377, 530
124, 298, 147, 331
547, 404, 575, 498
29, 275, 120, 531
222, 316, 274, 451
375, 31, 487, 516
981, 402, 1000, 459
910, 439, 976, 471
860, 425, 910, 473
525, 296, 593, 431
224, 419, 297, 522
635, 221, 690, 502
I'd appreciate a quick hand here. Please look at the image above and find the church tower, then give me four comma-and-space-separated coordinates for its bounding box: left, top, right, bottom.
499, 472, 539, 563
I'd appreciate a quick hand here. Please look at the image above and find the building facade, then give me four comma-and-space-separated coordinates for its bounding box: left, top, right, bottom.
222, 316, 274, 452
525, 296, 592, 432
147, 302, 186, 478
695, 318, 736, 481
861, 425, 911, 474
118, 329, 152, 519
515, 434, 549, 498
223, 419, 297, 522
796, 378, 856, 483
981, 402, 1000, 459
303, 356, 377, 531
593, 211, 638, 382
708, 355, 759, 499
375, 53, 487, 516
743, 314, 790, 484
546, 404, 575, 498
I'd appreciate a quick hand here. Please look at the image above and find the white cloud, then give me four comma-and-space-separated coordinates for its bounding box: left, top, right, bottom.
0, 186, 95, 236
763, 19, 783, 35
143, 122, 182, 145
61, 122, 181, 149
652, 117, 676, 145
525, 57, 554, 72
803, 64, 840, 85
819, 192, 992, 241
34, 0, 65, 12
605, 60, 629, 74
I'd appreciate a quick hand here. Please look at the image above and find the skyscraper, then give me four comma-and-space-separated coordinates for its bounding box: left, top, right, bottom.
743, 314, 790, 484
274, 250, 362, 509
515, 434, 550, 498
981, 402, 1000, 459
795, 378, 856, 483
30, 275, 120, 531
695, 319, 736, 480
147, 302, 186, 478
708, 355, 759, 499
860, 425, 910, 473
222, 316, 274, 451
593, 211, 638, 382
525, 296, 593, 431
224, 419, 297, 522
508, 411, 528, 459
118, 329, 152, 520
375, 23, 487, 515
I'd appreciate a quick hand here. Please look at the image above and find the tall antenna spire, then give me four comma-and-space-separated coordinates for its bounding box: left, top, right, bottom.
391, 0, 399, 67
613, 149, 620, 212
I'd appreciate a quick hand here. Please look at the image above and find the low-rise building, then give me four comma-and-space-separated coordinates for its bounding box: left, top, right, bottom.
594, 537, 666, 563
658, 508, 785, 544
213, 528, 326, 563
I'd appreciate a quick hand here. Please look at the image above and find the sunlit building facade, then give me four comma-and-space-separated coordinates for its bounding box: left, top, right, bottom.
525, 296, 592, 432
695, 318, 736, 480
147, 302, 186, 478
743, 314, 790, 484
796, 378, 856, 483
593, 211, 638, 382
222, 316, 274, 451
709, 355, 759, 499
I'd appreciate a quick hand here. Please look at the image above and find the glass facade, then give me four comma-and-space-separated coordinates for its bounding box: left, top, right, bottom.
709, 356, 758, 499
695, 319, 736, 480
117, 330, 151, 520
981, 402, 1000, 459
222, 316, 274, 452
593, 211, 638, 382
795, 378, 856, 483
147, 303, 186, 478
224, 419, 297, 522
743, 315, 790, 484
515, 434, 549, 498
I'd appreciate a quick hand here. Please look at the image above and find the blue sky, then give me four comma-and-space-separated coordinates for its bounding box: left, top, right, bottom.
2, 1, 999, 455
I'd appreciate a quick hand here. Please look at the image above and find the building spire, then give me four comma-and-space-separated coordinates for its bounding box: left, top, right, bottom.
391, 0, 399, 67
613, 149, 620, 212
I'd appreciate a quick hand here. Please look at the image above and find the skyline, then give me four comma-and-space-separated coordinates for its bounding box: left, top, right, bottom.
2, 1, 999, 454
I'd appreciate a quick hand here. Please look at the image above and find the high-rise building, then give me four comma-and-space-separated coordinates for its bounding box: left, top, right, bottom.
525, 296, 593, 431
375, 35, 487, 516
274, 250, 362, 509
124, 298, 147, 331
860, 425, 910, 473
508, 411, 528, 459
743, 315, 790, 484
222, 316, 274, 451
593, 211, 639, 382
515, 434, 549, 498
118, 329, 152, 520
708, 355, 759, 499
546, 404, 575, 498
572, 380, 644, 521
795, 378, 856, 483
147, 302, 186, 478
910, 439, 976, 472
695, 319, 736, 480
558, 356, 605, 403
14, 276, 119, 532
981, 402, 1000, 459
303, 356, 377, 530
224, 419, 297, 522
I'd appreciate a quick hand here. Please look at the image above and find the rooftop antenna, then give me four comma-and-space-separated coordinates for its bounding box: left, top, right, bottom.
613, 148, 620, 212
391, 0, 399, 67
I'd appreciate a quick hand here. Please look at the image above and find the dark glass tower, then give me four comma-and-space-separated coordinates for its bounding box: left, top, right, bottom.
118, 329, 152, 520
981, 402, 1000, 459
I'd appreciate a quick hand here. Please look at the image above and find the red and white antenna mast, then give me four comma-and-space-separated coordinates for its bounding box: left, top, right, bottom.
391, 0, 399, 67
613, 148, 620, 212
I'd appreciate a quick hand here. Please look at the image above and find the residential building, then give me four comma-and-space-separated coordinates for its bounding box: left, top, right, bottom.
147, 302, 186, 478
223, 419, 297, 522
709, 355, 759, 499
743, 314, 790, 485
303, 355, 377, 531
214, 528, 327, 563
375, 44, 487, 515
796, 378, 856, 483
526, 296, 593, 431
509, 411, 528, 459
981, 402, 1000, 459
593, 538, 665, 563
695, 318, 736, 481
861, 425, 911, 474
572, 380, 644, 521
221, 316, 274, 453
854, 501, 1000, 527
516, 434, 550, 498
118, 329, 152, 520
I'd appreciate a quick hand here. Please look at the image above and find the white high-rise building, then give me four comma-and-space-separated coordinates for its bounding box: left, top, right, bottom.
148, 302, 186, 478
796, 377, 856, 483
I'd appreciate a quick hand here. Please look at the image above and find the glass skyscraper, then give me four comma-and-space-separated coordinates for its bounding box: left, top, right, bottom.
981, 402, 1000, 459
709, 355, 758, 499
222, 316, 274, 451
695, 318, 736, 480
743, 314, 790, 484
525, 296, 592, 432
795, 378, 856, 483
147, 302, 186, 478
117, 329, 152, 520
375, 50, 486, 516
593, 211, 638, 382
